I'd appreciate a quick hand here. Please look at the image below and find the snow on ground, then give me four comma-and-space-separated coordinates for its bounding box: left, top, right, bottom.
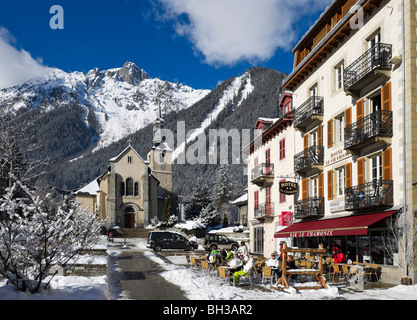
0, 237, 416, 300
128, 238, 417, 301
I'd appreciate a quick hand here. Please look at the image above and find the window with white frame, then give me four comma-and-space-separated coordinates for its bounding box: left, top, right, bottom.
310, 83, 318, 97
335, 113, 345, 144
334, 61, 344, 91
310, 129, 318, 146
310, 176, 319, 198
370, 153, 382, 184
335, 167, 345, 197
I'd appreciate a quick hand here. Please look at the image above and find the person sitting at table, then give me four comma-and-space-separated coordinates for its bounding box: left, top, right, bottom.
208, 249, 222, 264
233, 258, 254, 284
286, 254, 296, 270
220, 249, 228, 260
266, 252, 279, 268
228, 252, 243, 271
285, 254, 298, 280
266, 252, 280, 280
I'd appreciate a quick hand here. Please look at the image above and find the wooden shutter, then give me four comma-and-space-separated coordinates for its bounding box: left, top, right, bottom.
382, 82, 392, 111
302, 178, 309, 200
327, 170, 333, 200
304, 134, 309, 149
280, 139, 286, 160
265, 149, 271, 174
345, 163, 352, 188
382, 147, 392, 180
356, 99, 364, 121
318, 173, 324, 198
357, 158, 365, 185
327, 119, 333, 148
318, 124, 323, 147
345, 107, 352, 128
254, 191, 259, 209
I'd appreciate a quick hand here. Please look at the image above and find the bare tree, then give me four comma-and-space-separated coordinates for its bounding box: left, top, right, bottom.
384, 208, 417, 284
0, 110, 50, 195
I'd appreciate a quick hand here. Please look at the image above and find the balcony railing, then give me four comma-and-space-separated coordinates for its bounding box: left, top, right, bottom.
294, 145, 324, 174
254, 202, 275, 218
344, 110, 393, 151
344, 43, 392, 93
251, 163, 274, 187
295, 197, 324, 219
294, 96, 324, 131
345, 179, 393, 211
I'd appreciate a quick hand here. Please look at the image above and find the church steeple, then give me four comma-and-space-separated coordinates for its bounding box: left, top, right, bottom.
152, 100, 165, 147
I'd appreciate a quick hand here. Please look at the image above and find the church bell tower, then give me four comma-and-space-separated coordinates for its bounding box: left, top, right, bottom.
148, 102, 173, 193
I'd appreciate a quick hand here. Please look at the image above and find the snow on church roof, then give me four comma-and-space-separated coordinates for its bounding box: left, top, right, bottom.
75, 179, 100, 195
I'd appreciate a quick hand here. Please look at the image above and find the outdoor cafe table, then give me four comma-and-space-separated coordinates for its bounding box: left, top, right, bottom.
336, 263, 372, 290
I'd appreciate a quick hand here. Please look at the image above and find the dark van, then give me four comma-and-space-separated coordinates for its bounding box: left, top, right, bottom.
147, 231, 198, 252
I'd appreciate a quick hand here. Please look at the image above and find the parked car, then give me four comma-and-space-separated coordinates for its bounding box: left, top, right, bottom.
147, 231, 198, 252
203, 234, 239, 251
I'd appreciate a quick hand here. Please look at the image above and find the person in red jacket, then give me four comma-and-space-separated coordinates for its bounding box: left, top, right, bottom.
332, 244, 345, 263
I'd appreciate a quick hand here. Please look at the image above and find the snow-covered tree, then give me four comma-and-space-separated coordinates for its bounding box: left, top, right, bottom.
184, 177, 213, 220
213, 165, 235, 226
213, 165, 234, 211
0, 177, 104, 294
199, 204, 220, 227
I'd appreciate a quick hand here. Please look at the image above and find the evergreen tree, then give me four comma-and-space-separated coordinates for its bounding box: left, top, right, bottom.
213, 165, 234, 211
162, 196, 171, 223
184, 177, 212, 220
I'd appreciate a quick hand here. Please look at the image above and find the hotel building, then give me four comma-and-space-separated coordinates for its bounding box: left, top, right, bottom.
271, 0, 416, 284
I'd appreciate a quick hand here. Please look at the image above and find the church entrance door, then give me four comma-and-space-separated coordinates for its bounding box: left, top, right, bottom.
124, 207, 135, 228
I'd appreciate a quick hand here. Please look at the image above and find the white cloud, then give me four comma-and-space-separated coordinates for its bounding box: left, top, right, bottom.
0, 27, 51, 89
157, 0, 332, 66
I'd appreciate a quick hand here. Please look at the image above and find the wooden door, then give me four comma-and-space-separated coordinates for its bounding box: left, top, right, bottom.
125, 213, 135, 228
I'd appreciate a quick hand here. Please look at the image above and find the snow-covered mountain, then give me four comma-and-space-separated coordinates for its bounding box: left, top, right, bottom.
0, 61, 210, 153
0, 63, 286, 193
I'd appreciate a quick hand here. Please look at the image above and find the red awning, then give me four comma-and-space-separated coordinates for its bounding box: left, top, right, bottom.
274, 211, 396, 238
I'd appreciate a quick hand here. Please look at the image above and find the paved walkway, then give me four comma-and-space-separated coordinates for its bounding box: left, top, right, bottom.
106, 240, 188, 300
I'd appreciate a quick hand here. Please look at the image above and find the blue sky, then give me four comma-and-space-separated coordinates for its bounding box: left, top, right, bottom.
0, 0, 331, 90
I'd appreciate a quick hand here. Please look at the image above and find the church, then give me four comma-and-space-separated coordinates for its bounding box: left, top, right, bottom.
75, 115, 174, 228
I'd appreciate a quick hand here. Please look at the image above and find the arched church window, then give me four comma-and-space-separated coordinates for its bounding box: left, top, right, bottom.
134, 182, 139, 196
126, 178, 134, 196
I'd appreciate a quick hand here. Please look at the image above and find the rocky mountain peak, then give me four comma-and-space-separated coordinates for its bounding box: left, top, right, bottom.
117, 61, 149, 86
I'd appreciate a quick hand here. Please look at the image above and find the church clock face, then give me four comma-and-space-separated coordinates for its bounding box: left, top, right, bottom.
160, 163, 166, 170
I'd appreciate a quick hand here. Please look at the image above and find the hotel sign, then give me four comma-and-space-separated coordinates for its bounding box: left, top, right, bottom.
279, 181, 298, 195
325, 147, 350, 166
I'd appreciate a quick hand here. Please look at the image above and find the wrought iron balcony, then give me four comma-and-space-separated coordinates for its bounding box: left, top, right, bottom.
293, 96, 324, 132
251, 163, 274, 187
295, 197, 324, 219
344, 110, 392, 152
344, 43, 392, 95
294, 145, 324, 175
254, 202, 274, 219
345, 179, 393, 211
